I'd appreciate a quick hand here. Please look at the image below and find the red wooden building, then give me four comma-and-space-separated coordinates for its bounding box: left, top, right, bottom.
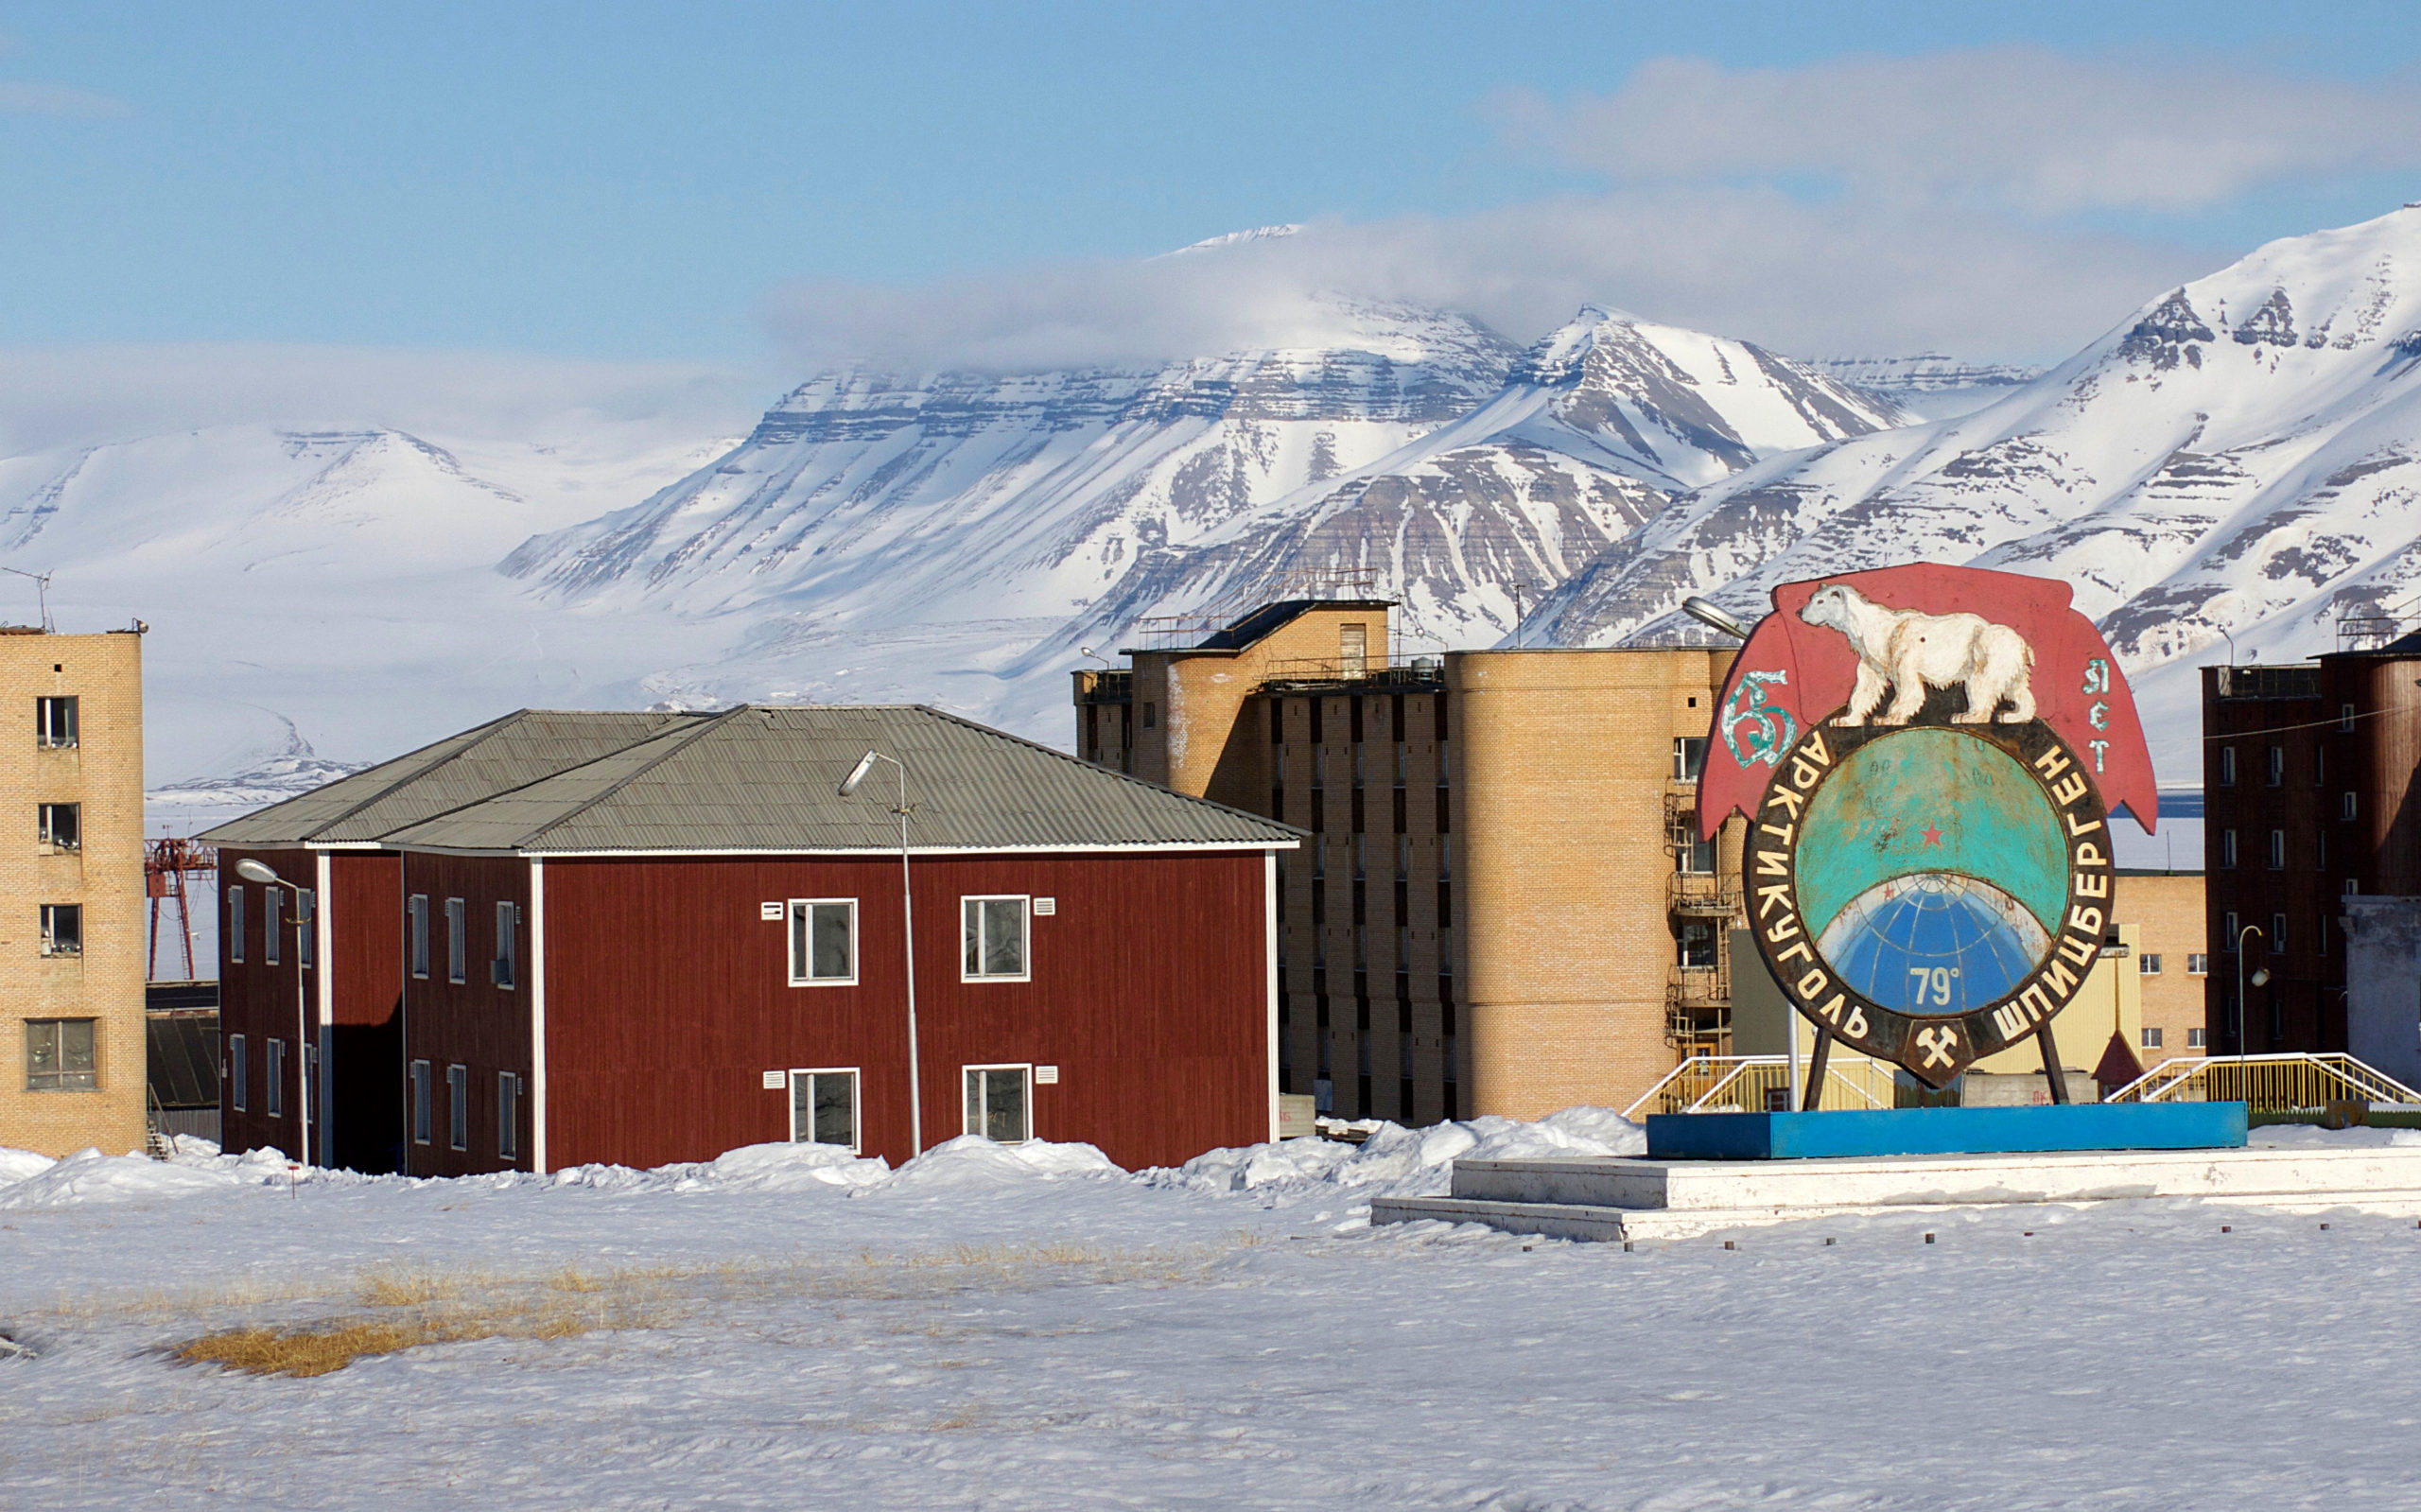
210, 704, 1296, 1174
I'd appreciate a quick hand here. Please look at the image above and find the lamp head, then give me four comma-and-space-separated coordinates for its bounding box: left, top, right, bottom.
233, 858, 281, 885
1681, 596, 1752, 641
838, 750, 880, 797
2251, 968, 2272, 988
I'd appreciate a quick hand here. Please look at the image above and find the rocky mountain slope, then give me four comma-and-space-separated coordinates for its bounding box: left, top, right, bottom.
505, 303, 1903, 726
1529, 204, 2421, 774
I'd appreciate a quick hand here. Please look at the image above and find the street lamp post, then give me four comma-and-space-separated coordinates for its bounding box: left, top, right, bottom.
840, 750, 921, 1158
2235, 922, 2270, 1096
233, 858, 311, 1168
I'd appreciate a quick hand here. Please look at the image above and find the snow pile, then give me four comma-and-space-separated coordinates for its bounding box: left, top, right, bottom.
1155, 1106, 1645, 1206
0, 1143, 310, 1211
860, 1135, 1123, 1194
550, 1140, 891, 1195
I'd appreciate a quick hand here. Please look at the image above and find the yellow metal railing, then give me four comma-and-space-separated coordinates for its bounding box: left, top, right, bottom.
2103, 1052, 2421, 1112
1624, 1055, 1898, 1119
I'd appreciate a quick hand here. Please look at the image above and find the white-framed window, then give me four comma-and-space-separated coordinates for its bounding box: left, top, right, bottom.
408, 895, 428, 979
409, 1058, 430, 1144
37, 802, 78, 852
2341, 703, 2357, 732
298, 888, 316, 968
446, 1063, 468, 1151
2139, 953, 2163, 975
2272, 912, 2287, 951
790, 1068, 861, 1150
444, 898, 466, 984
265, 887, 282, 965
228, 885, 246, 965
2267, 830, 2285, 870
2188, 1027, 2208, 1049
2343, 791, 2360, 821
2141, 1026, 2164, 1050
789, 899, 858, 985
2220, 829, 2238, 868
35, 695, 77, 749
39, 902, 81, 957
24, 1017, 96, 1091
492, 901, 518, 990
962, 895, 1030, 981
2222, 912, 2239, 948
963, 1063, 1032, 1143
229, 1033, 248, 1111
267, 1038, 287, 1118
2186, 952, 2209, 976
305, 1041, 320, 1129
2265, 745, 2284, 787
2217, 746, 2236, 786
1672, 737, 1708, 782
498, 1072, 521, 1161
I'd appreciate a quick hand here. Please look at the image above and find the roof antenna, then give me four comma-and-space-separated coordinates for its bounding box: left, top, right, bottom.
0, 566, 54, 633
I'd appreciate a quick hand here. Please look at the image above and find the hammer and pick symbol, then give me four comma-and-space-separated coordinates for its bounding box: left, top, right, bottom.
1915, 1025, 1959, 1069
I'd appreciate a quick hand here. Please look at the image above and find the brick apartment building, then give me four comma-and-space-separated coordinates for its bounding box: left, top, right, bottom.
1077, 596, 1746, 1122
0, 626, 146, 1159
2203, 634, 2421, 1054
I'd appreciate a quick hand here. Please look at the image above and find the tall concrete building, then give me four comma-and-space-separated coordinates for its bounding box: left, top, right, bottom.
1077, 597, 1745, 1121
0, 626, 147, 1157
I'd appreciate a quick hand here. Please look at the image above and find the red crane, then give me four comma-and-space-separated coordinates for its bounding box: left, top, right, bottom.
146, 836, 217, 982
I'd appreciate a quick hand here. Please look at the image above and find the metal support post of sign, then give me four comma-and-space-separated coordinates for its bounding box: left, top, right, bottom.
2035, 1022, 2069, 1104
1801, 1030, 1832, 1113
1786, 1015, 1803, 1111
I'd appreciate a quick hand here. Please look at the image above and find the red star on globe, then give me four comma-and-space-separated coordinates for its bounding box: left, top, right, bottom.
1920, 822, 1943, 847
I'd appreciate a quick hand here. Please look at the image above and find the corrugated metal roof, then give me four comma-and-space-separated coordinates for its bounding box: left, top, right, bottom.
198, 709, 708, 846
383, 704, 1300, 854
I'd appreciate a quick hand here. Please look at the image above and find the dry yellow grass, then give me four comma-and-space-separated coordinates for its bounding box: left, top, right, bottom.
176, 1300, 620, 1378
164, 1235, 1253, 1379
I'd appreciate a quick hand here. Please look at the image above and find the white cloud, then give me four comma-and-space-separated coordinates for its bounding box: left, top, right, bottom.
0, 343, 771, 456
769, 47, 2414, 374
1493, 48, 2421, 216
770, 185, 2202, 372
0, 79, 128, 117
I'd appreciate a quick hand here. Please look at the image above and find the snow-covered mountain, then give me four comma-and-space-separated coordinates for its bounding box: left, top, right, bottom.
1811, 355, 2045, 420
0, 406, 747, 807
505, 303, 1904, 725
1060, 308, 1905, 652
1531, 204, 2421, 774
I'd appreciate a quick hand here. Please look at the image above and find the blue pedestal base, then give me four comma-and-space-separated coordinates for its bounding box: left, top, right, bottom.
1646, 1102, 2248, 1160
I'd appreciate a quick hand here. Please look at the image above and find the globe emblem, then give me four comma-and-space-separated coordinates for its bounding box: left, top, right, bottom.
1794, 726, 2070, 1020
1817, 873, 2050, 1014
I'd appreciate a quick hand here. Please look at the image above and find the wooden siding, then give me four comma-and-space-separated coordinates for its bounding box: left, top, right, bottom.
218, 846, 409, 1169
327, 852, 404, 1171
214, 845, 315, 1162
398, 853, 533, 1176
527, 849, 1271, 1173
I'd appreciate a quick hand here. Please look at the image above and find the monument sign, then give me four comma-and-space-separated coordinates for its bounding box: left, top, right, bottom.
1699, 565, 2157, 1094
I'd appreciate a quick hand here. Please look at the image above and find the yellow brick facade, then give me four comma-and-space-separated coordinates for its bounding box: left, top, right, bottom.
0, 630, 147, 1157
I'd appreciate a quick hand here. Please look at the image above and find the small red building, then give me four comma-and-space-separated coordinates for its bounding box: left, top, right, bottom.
213, 704, 1296, 1174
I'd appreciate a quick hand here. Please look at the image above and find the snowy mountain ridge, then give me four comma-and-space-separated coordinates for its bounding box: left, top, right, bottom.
1530, 203, 2421, 772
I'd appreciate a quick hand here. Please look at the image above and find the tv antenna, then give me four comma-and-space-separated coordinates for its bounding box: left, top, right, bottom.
0, 566, 54, 633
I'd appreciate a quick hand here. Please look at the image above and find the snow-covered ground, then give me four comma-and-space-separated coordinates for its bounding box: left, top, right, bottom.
6, 1113, 2421, 1508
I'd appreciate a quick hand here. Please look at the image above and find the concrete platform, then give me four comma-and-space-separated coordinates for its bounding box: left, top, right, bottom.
1645, 1102, 2245, 1160
1370, 1142, 2421, 1242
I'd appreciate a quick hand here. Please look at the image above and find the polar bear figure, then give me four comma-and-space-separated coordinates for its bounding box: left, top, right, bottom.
1799, 582, 2037, 726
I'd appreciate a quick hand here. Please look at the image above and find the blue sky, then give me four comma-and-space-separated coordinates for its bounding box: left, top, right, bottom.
2, 2, 2414, 366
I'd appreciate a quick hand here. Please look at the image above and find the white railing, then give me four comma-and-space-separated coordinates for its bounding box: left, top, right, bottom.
1623, 1054, 1894, 1120
2102, 1052, 2421, 1110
